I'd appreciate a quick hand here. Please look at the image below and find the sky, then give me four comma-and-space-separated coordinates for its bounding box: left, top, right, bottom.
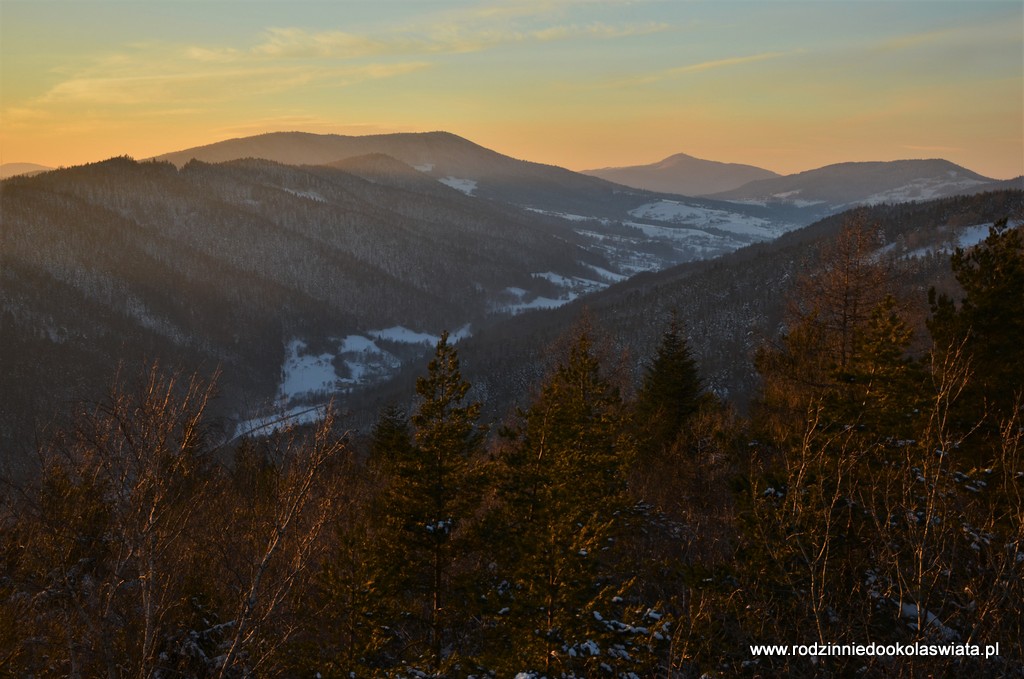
1, 0, 1022, 178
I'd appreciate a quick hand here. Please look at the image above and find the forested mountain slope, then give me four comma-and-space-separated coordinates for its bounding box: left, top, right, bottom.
0, 156, 606, 460
424, 190, 1024, 422
154, 131, 806, 267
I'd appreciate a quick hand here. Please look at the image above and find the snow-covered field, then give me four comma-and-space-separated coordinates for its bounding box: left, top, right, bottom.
234, 327, 471, 439
628, 200, 778, 237
526, 200, 794, 273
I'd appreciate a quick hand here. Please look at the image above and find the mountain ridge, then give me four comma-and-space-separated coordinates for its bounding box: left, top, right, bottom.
583, 152, 780, 196
152, 131, 1012, 216
709, 158, 1002, 208
0, 162, 53, 179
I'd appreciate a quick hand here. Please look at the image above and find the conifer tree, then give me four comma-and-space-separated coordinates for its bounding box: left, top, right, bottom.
495, 328, 651, 676
635, 314, 705, 455
384, 331, 483, 673
369, 402, 414, 467
929, 219, 1024, 426
830, 294, 926, 439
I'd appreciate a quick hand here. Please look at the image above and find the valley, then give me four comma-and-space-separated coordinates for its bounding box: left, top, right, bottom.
1, 131, 1020, 457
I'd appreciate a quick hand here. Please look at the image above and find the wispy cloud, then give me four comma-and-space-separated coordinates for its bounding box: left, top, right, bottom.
531, 22, 670, 42
38, 61, 429, 106
12, 0, 671, 117
251, 20, 669, 59
253, 28, 425, 59
875, 27, 960, 53
659, 51, 791, 77
873, 15, 1022, 54
600, 50, 793, 88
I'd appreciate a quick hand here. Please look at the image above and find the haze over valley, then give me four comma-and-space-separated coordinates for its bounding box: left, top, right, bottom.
2, 127, 1021, 448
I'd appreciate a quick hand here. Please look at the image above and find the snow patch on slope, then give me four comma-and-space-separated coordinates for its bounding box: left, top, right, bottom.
525, 208, 600, 222
874, 221, 1020, 261
368, 324, 472, 344
439, 177, 478, 195
234, 404, 330, 440
860, 176, 990, 206
278, 339, 338, 401
283, 188, 327, 203
493, 272, 610, 315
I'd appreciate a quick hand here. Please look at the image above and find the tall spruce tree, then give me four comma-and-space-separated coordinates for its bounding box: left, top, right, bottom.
494, 329, 652, 676
387, 332, 483, 673
635, 314, 705, 454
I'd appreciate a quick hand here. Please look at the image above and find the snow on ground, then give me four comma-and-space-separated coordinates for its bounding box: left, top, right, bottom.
570, 231, 669, 273
503, 295, 578, 313
364, 324, 472, 346
234, 404, 329, 440
368, 326, 439, 345
282, 188, 327, 203
439, 177, 478, 195
861, 177, 989, 206
870, 241, 900, 263
413, 163, 435, 172
492, 272, 610, 314
525, 207, 604, 223
900, 602, 959, 641
957, 223, 999, 248
450, 324, 473, 341
628, 200, 776, 237
533, 271, 577, 287
241, 325, 474, 439
527, 203, 796, 273
339, 334, 383, 354
763, 190, 826, 208
275, 333, 414, 403
278, 339, 338, 402
896, 221, 1020, 260
623, 221, 743, 247
532, 270, 602, 288
583, 263, 628, 283
533, 271, 607, 293
606, 223, 743, 261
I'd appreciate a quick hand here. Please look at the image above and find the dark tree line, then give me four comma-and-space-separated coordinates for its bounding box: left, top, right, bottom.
1, 218, 1022, 677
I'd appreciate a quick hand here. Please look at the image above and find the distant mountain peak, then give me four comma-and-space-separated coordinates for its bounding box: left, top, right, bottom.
150, 130, 496, 169
709, 158, 997, 209
0, 162, 53, 179
582, 153, 779, 196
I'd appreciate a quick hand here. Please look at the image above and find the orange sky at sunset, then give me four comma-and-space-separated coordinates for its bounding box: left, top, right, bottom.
2, 1, 1022, 178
